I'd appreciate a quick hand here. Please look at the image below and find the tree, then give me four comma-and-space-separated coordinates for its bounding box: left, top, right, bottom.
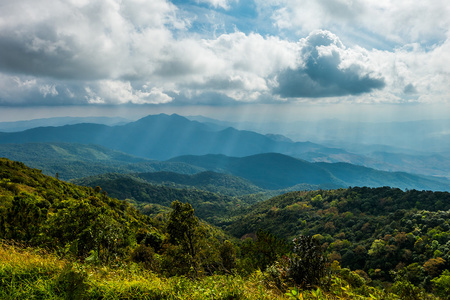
423, 257, 446, 277
241, 230, 290, 270
432, 270, 450, 299
288, 235, 328, 288
220, 240, 237, 273
166, 200, 203, 276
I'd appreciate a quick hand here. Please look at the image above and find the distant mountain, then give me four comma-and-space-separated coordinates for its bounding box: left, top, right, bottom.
0, 143, 204, 180
0, 113, 352, 161
365, 151, 450, 178
0, 116, 130, 132
3, 114, 450, 182
169, 153, 450, 191
189, 117, 450, 153
187, 115, 450, 178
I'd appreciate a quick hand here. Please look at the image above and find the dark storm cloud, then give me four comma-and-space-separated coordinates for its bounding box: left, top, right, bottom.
274, 31, 385, 98
0, 23, 110, 80
403, 83, 417, 94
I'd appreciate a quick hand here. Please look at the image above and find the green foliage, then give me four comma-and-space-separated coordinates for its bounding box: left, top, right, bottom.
0, 240, 285, 300
219, 240, 237, 274
240, 230, 290, 271
136, 170, 265, 197
390, 270, 426, 300
53, 265, 89, 299
2, 158, 450, 299
166, 200, 202, 276
0, 158, 155, 263
73, 173, 246, 226
285, 286, 303, 299
263, 235, 328, 292
431, 270, 450, 299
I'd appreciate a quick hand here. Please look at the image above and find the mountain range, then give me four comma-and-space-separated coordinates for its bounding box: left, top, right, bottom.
0, 113, 354, 161
1, 113, 449, 191
0, 116, 130, 132
0, 142, 204, 180
169, 153, 450, 191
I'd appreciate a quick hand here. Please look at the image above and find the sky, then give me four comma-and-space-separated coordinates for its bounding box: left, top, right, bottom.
0, 0, 450, 122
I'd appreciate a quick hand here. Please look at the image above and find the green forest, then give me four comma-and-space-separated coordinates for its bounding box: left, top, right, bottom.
1, 157, 450, 299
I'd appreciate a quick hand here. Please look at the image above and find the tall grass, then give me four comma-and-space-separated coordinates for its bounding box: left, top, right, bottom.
1, 240, 417, 299
0, 241, 285, 299
0, 240, 66, 299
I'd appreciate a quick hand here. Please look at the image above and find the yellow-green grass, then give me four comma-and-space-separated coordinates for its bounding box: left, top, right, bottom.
0, 241, 285, 299
1, 240, 419, 300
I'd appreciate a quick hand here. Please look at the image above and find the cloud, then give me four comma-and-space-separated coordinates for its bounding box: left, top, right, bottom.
262, 0, 450, 47
0, 0, 449, 108
84, 80, 173, 105
274, 30, 385, 98
0, 0, 184, 80
170, 91, 239, 106
0, 74, 80, 106
196, 0, 238, 10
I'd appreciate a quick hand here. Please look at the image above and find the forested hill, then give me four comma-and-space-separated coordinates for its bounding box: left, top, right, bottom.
2, 158, 450, 298
227, 186, 450, 286
0, 142, 205, 180
72, 173, 248, 224
0, 157, 155, 261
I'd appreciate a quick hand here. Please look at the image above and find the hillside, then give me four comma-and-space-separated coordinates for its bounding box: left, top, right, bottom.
169, 153, 450, 191
0, 158, 287, 298
1, 158, 449, 298
72, 173, 247, 225
0, 157, 155, 260
0, 143, 205, 180
227, 187, 450, 287
134, 170, 265, 197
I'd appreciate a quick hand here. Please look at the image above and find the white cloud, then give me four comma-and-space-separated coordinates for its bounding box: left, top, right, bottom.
196, 0, 238, 10
85, 80, 173, 105
0, 0, 183, 80
0, 0, 449, 108
263, 0, 450, 46
274, 30, 385, 98
178, 32, 298, 100
39, 84, 59, 97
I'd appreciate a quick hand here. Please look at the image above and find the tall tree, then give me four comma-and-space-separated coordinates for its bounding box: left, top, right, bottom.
166, 200, 203, 276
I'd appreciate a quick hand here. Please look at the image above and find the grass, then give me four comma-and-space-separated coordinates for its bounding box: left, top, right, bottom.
0, 240, 284, 299
1, 240, 435, 299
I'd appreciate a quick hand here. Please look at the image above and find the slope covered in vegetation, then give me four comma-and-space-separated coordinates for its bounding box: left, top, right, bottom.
0, 158, 156, 261
72, 173, 250, 225
2, 158, 450, 299
0, 142, 204, 180
228, 187, 450, 293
